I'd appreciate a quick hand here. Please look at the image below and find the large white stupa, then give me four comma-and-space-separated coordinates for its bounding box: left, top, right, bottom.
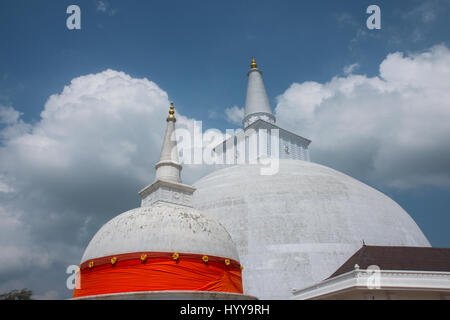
192, 58, 431, 299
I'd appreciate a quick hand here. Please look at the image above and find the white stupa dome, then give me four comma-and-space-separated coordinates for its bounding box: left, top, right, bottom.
81, 202, 239, 263
193, 159, 431, 299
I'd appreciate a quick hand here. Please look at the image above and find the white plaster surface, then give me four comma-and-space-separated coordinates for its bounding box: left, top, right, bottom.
155, 119, 182, 183
81, 202, 239, 263
245, 69, 273, 116
243, 69, 275, 127
139, 180, 195, 208
192, 159, 431, 299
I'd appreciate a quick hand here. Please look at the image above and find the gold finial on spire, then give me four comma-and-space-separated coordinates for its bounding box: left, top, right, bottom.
250, 56, 257, 69
167, 102, 176, 122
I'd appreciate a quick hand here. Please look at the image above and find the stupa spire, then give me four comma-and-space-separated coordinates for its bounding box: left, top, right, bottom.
243, 57, 276, 127
138, 102, 195, 208
155, 102, 182, 183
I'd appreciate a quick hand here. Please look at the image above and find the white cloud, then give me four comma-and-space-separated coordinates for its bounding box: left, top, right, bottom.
95, 0, 117, 16
397, 0, 450, 44
0, 105, 21, 124
403, 1, 441, 23
0, 206, 51, 275
224, 105, 244, 125
275, 44, 450, 189
0, 105, 32, 140
343, 63, 360, 75
2, 70, 170, 186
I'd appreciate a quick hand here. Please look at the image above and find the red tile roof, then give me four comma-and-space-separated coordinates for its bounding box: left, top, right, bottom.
328, 245, 450, 279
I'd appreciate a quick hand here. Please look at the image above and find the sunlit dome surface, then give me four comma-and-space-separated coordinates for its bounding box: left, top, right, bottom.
193, 159, 430, 299
81, 202, 239, 263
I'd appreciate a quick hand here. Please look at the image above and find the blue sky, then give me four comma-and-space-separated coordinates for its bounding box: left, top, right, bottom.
2, 0, 449, 128
0, 0, 450, 298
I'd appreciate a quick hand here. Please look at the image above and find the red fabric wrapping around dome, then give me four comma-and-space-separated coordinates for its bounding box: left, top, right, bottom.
72, 252, 243, 298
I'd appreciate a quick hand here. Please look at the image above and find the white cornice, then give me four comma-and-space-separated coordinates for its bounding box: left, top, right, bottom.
291, 269, 450, 300
138, 179, 195, 199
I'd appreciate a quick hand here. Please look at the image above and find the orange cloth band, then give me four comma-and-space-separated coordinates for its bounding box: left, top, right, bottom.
72, 252, 243, 298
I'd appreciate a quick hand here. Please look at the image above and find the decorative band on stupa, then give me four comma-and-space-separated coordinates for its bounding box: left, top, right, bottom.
72, 251, 243, 298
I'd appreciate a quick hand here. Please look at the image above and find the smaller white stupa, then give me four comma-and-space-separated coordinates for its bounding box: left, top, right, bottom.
193, 58, 431, 300
73, 103, 253, 300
